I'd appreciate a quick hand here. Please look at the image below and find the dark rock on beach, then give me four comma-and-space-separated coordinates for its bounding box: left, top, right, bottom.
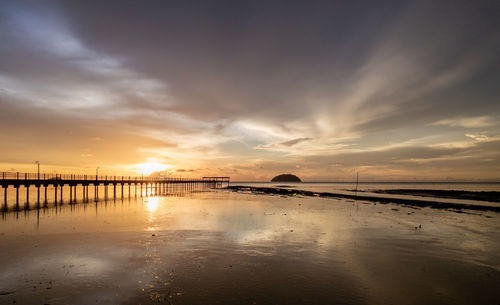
372, 189, 500, 203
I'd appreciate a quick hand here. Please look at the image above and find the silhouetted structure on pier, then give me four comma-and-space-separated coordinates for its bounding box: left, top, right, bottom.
1, 172, 229, 211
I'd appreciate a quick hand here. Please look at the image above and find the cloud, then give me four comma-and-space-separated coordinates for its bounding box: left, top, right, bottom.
431, 116, 497, 128
175, 169, 198, 173
255, 137, 312, 150
279, 137, 311, 147
0, 0, 498, 180
465, 133, 491, 142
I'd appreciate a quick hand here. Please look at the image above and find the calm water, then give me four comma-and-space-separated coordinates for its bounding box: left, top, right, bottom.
0, 190, 499, 304
234, 182, 500, 207
0, 183, 203, 210
233, 182, 500, 192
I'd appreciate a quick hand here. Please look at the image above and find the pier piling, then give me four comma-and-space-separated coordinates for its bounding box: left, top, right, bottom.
3, 186, 7, 211
0, 172, 229, 211
15, 186, 19, 209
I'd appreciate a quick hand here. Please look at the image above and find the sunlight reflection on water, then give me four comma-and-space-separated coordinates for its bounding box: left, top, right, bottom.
0, 191, 499, 304
145, 197, 160, 213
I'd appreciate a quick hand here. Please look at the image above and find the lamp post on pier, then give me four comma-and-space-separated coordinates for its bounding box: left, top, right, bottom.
35, 161, 40, 180
35, 161, 40, 205
95, 167, 100, 201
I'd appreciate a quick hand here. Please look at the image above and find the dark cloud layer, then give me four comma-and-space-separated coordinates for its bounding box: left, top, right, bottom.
53, 0, 499, 124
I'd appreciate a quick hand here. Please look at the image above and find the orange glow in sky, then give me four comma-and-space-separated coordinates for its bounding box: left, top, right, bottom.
0, 1, 498, 182
136, 163, 172, 175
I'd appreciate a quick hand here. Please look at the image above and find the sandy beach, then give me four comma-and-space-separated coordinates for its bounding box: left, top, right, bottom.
227, 185, 500, 212
1, 190, 499, 304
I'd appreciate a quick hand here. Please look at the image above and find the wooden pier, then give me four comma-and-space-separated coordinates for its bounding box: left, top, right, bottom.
0, 172, 229, 211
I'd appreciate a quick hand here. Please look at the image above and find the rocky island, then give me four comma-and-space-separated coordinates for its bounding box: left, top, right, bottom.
270, 174, 302, 182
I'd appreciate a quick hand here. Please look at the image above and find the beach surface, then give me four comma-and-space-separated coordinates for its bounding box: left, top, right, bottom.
0, 190, 499, 304
227, 185, 500, 212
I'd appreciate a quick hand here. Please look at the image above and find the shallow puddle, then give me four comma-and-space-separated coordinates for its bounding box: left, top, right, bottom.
0, 191, 499, 304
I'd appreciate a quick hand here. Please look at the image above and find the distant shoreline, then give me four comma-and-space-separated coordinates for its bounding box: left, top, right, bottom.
226, 185, 500, 213
230, 181, 500, 184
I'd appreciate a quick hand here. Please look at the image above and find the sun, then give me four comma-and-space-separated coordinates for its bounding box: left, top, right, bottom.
136, 162, 172, 175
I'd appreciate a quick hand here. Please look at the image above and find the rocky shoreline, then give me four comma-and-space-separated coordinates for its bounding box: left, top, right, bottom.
226, 186, 500, 213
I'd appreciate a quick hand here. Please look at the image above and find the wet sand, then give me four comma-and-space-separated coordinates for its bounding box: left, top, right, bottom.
227, 186, 500, 212
369, 189, 500, 203
0, 191, 499, 304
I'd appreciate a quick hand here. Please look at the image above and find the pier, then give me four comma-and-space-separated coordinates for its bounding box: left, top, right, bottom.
1, 172, 229, 211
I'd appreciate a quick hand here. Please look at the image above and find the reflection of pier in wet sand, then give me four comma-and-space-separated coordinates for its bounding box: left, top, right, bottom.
0, 172, 229, 211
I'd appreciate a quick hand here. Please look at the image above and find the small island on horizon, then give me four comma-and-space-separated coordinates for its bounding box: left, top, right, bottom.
271, 174, 302, 182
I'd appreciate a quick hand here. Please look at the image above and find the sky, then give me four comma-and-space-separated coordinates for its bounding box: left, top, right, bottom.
0, 0, 499, 181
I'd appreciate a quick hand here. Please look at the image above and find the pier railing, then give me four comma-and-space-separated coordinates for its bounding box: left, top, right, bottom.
1, 172, 230, 211
0, 172, 229, 183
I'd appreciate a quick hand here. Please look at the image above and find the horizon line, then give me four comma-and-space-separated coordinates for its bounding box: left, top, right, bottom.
230, 181, 500, 184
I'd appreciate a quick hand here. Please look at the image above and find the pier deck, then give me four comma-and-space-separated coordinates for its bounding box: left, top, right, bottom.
1, 172, 230, 210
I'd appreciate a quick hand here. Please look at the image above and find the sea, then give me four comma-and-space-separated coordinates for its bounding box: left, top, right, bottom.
0, 183, 499, 304
232, 181, 500, 192
233, 182, 500, 207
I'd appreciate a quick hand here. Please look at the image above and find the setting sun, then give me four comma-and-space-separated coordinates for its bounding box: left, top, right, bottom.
136, 162, 172, 175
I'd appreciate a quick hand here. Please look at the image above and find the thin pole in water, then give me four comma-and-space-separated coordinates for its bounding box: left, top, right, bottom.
355, 172, 359, 198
